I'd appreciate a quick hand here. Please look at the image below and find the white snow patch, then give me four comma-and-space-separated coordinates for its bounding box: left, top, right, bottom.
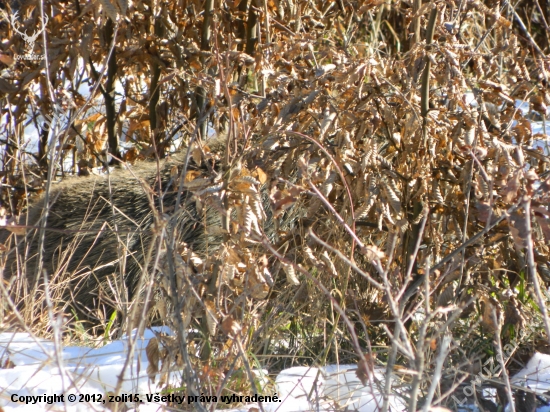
0, 327, 180, 412
512, 352, 550, 394
5, 331, 550, 411
1, 328, 408, 412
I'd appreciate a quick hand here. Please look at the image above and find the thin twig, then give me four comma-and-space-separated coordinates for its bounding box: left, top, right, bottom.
423, 334, 451, 410
400, 206, 428, 305
508, 3, 546, 57
493, 309, 516, 412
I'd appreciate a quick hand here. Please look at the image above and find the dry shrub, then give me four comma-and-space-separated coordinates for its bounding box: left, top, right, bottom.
1, 0, 550, 409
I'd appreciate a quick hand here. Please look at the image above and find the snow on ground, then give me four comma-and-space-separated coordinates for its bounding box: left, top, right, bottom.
0, 327, 407, 412
1, 327, 181, 412
263, 365, 406, 412
512, 352, 550, 394
3, 328, 550, 411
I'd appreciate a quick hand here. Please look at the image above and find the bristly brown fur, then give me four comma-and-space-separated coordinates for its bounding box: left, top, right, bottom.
3, 150, 220, 324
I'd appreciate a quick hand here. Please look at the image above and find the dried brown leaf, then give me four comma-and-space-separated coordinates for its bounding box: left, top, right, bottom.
356, 353, 376, 385
533, 206, 550, 242
506, 209, 529, 249
204, 301, 218, 336
481, 295, 501, 333
282, 262, 300, 285
98, 0, 119, 21
501, 171, 521, 203
320, 251, 338, 277
249, 267, 269, 298
145, 338, 160, 382
503, 295, 525, 332
361, 245, 385, 260
221, 316, 242, 337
